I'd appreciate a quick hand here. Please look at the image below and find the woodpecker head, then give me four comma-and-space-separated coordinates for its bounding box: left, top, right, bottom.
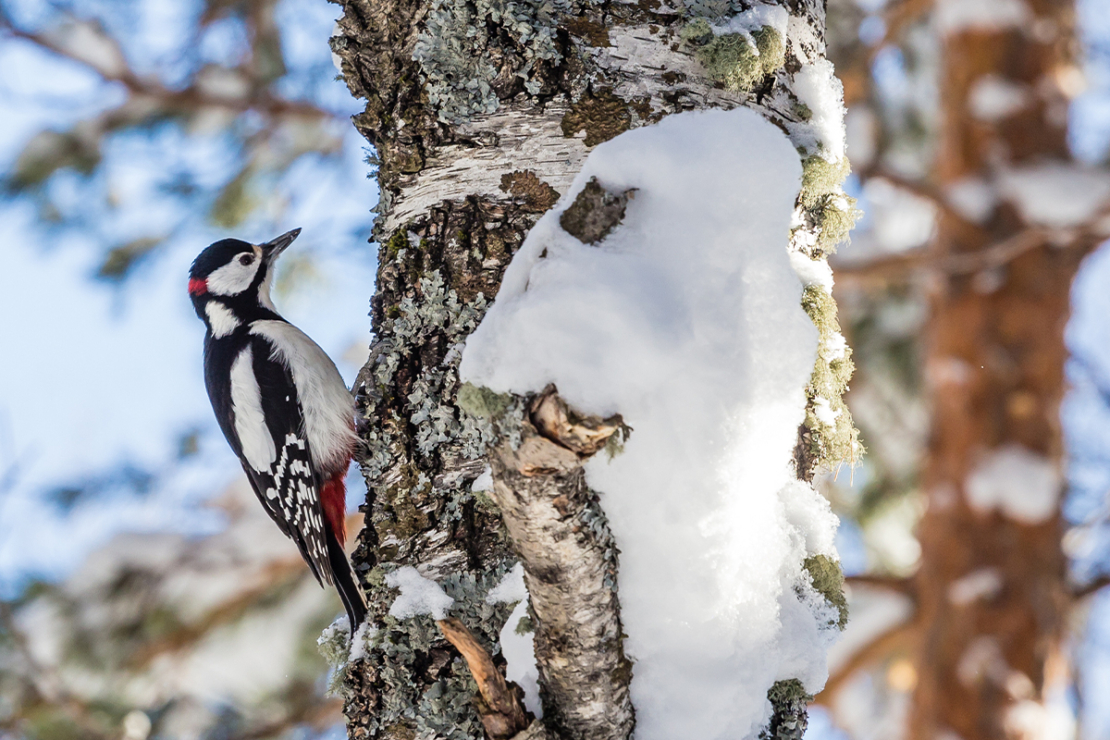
189, 228, 300, 331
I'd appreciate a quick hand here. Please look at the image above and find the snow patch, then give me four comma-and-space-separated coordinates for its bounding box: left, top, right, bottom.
348, 620, 378, 662
828, 586, 913, 676
957, 636, 1009, 688
965, 445, 1061, 524
791, 59, 847, 161
845, 106, 878, 168
946, 177, 998, 223
385, 566, 455, 620
935, 0, 1031, 34
713, 3, 789, 43
825, 333, 848, 362
813, 397, 842, 426
1005, 699, 1074, 740
486, 562, 528, 605
997, 163, 1110, 229
44, 20, 128, 78
318, 615, 350, 647
778, 479, 840, 559
790, 250, 835, 292
862, 178, 936, 252
502, 599, 541, 717
948, 568, 1003, 606
969, 75, 1030, 122
123, 710, 152, 740
330, 21, 344, 72
485, 564, 541, 716
471, 466, 494, 493
196, 67, 251, 101
461, 109, 839, 740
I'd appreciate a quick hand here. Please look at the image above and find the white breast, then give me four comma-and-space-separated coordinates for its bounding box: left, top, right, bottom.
250, 320, 357, 473
230, 344, 277, 471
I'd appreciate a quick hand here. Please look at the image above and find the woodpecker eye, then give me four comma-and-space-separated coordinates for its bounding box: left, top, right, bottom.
239, 254, 254, 266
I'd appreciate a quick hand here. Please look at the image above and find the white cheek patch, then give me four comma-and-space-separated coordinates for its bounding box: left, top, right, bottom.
206, 257, 260, 296
230, 345, 277, 472
205, 301, 241, 338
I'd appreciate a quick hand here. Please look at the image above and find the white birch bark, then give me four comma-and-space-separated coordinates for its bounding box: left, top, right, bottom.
327, 0, 857, 737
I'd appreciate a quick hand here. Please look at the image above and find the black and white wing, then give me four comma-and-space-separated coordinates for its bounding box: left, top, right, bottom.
205, 333, 333, 585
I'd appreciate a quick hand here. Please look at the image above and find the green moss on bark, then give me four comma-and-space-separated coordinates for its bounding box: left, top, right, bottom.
797, 156, 861, 253
760, 679, 812, 740
456, 383, 513, 420
800, 285, 861, 470
682, 22, 785, 92
798, 156, 850, 209
802, 555, 848, 629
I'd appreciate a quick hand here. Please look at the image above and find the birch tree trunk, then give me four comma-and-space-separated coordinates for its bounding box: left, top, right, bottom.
327, 0, 858, 737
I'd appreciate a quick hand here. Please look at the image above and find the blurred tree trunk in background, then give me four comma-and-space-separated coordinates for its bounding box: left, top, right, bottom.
820, 0, 1110, 737
328, 0, 855, 737
912, 2, 1096, 738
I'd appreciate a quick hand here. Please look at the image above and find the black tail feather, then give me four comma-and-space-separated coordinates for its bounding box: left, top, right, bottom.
326, 530, 367, 630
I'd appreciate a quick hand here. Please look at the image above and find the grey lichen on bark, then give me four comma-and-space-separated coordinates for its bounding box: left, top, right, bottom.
328, 0, 853, 734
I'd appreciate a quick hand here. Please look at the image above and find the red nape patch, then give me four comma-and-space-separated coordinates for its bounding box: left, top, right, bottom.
321, 473, 348, 547
188, 277, 208, 296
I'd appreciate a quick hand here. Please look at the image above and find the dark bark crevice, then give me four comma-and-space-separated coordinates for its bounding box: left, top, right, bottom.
558, 178, 635, 246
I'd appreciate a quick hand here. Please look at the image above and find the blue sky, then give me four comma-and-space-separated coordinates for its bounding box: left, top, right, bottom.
0, 0, 378, 588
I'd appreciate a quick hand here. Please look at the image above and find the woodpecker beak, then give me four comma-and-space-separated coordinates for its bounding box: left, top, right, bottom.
261, 228, 301, 262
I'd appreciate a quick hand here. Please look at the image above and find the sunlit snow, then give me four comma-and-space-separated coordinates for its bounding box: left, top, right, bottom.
486, 564, 541, 717
792, 59, 848, 161
965, 444, 1062, 524
997, 162, 1110, 229
462, 108, 842, 740
385, 565, 455, 620
935, 0, 1031, 34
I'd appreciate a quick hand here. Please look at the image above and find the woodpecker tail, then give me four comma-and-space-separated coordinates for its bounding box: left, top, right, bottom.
326, 528, 367, 630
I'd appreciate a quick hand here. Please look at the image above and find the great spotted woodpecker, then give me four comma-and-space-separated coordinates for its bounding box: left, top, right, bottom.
189, 228, 367, 629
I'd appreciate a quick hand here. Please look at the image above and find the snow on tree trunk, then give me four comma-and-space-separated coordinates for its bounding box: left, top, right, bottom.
461, 109, 843, 740
326, 0, 860, 738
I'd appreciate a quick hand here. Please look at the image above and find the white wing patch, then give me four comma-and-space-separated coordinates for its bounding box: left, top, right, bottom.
205, 301, 241, 338
206, 253, 261, 296
268, 433, 330, 578
250, 320, 357, 472
230, 345, 276, 471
